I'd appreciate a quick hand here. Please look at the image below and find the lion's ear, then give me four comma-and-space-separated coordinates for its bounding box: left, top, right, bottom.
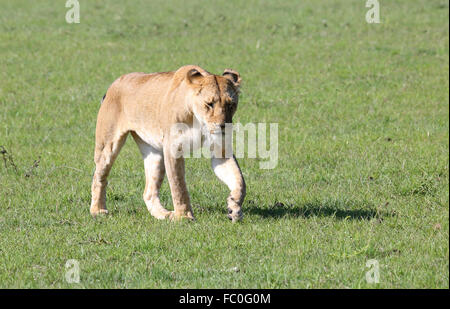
187, 68, 204, 85
222, 69, 241, 87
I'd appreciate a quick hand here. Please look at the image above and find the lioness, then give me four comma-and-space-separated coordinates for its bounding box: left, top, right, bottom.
90, 65, 246, 222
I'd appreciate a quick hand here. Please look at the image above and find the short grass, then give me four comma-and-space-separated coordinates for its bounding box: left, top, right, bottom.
0, 0, 448, 288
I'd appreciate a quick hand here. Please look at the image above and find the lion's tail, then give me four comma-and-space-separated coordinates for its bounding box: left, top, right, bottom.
100, 93, 106, 104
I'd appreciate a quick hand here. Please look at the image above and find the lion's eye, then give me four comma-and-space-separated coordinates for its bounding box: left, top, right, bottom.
206, 102, 214, 109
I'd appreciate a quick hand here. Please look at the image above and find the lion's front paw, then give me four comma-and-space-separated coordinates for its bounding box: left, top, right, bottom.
227, 208, 243, 222
90, 208, 109, 217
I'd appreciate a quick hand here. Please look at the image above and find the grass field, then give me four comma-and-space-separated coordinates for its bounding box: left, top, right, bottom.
0, 0, 448, 288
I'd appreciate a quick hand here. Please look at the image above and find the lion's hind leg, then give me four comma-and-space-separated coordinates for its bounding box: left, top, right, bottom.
90, 95, 129, 216
132, 133, 171, 220
90, 130, 128, 216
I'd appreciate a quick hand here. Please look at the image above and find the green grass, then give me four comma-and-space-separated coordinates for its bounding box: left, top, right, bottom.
0, 0, 448, 288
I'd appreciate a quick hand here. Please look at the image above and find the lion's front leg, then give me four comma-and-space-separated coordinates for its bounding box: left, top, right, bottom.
211, 155, 246, 222
163, 143, 195, 221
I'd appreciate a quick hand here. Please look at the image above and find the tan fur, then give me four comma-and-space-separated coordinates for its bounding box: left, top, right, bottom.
90, 65, 246, 221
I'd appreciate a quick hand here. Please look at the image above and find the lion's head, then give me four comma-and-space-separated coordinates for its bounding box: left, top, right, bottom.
181, 66, 241, 136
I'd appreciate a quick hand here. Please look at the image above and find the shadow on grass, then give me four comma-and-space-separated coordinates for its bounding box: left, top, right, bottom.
246, 200, 390, 220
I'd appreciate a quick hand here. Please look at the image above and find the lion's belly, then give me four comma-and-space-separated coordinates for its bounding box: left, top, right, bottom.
133, 126, 204, 154
133, 129, 164, 150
